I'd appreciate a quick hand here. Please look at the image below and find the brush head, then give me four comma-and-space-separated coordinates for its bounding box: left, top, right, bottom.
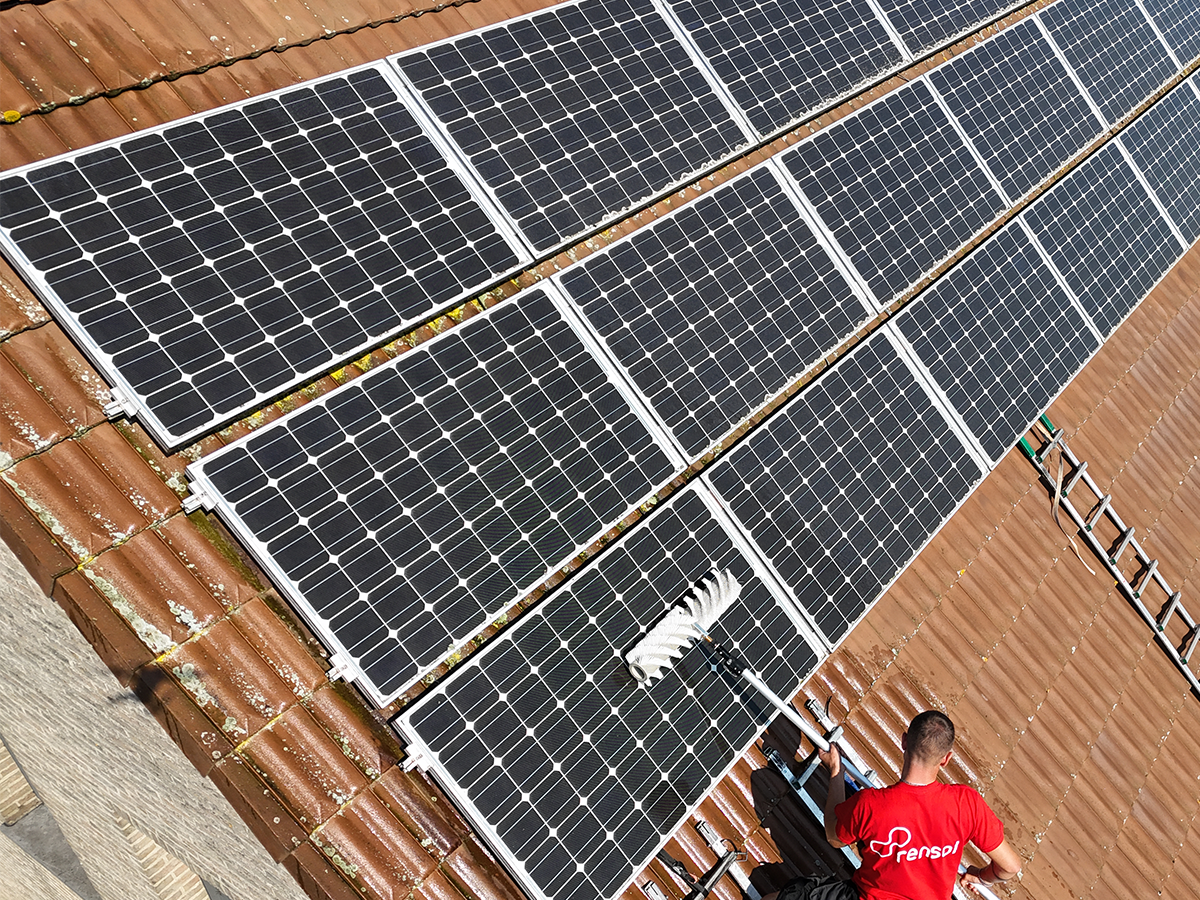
625, 569, 742, 684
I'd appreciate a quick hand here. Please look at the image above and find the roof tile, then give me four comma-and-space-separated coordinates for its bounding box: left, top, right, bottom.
0, 475, 73, 591
0, 110, 69, 168
209, 751, 308, 862
168, 0, 289, 59
371, 767, 471, 861
84, 527, 228, 649
1, 438, 144, 563
1, 324, 108, 432
166, 616, 301, 740
38, 94, 134, 152
283, 840, 361, 900
2, 4, 106, 107
154, 514, 262, 610
0, 56, 41, 117
230, 595, 329, 697
133, 660, 235, 776
78, 425, 180, 523
51, 567, 156, 682
304, 683, 401, 780
411, 868, 467, 900
105, 78, 194, 130
441, 836, 525, 900
0, 257, 50, 337
101, 0, 224, 73
242, 704, 371, 827
37, 0, 169, 92
316, 788, 439, 898
0, 350, 72, 463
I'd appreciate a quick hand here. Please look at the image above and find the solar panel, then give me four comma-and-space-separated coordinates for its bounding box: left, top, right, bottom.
927, 18, 1103, 202
894, 222, 1099, 463
0, 65, 527, 449
874, 0, 1020, 54
395, 485, 821, 900
1024, 143, 1184, 338
391, 0, 749, 254
1140, 0, 1200, 63
185, 290, 679, 704
1120, 80, 1200, 243
705, 329, 983, 644
662, 0, 904, 136
1039, 0, 1177, 126
780, 79, 1005, 305
557, 165, 870, 459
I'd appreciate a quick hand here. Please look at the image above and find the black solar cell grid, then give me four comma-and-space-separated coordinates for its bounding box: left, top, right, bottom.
557, 165, 870, 459
896, 223, 1099, 462
1040, 0, 1177, 125
1024, 143, 1184, 338
874, 0, 1020, 54
392, 0, 748, 253
706, 330, 982, 643
1140, 0, 1200, 63
187, 290, 678, 703
398, 486, 819, 900
1120, 80, 1200, 243
781, 79, 1005, 305
0, 66, 524, 449
664, 0, 903, 136
928, 18, 1103, 201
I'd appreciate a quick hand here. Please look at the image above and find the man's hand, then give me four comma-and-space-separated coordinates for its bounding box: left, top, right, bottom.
958, 840, 1021, 893
819, 743, 842, 778
958, 864, 993, 894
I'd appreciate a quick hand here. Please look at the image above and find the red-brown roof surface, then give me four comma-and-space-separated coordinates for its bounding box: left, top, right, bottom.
3, 1, 1199, 899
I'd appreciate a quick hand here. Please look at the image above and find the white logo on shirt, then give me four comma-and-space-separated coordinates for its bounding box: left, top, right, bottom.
868, 826, 960, 863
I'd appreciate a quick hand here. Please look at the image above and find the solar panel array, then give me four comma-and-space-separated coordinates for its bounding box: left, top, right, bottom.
928, 18, 1103, 201
557, 165, 870, 458
895, 222, 1098, 463
187, 291, 678, 702
663, 0, 903, 136
396, 486, 820, 900
0, 66, 526, 448
1120, 79, 1200, 243
706, 330, 984, 643
781, 79, 1005, 305
1023, 143, 1184, 337
391, 0, 750, 253
1141, 0, 1200, 62
1039, 0, 1177, 126
875, 0, 1020, 54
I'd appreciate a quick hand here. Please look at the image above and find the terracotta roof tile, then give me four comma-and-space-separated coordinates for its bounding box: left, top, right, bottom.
0, 349, 72, 462
37, 0, 171, 91
0, 55, 41, 117
411, 868, 467, 900
154, 514, 262, 610
51, 567, 156, 682
133, 660, 236, 775
242, 704, 371, 827
0, 109, 68, 167
2, 324, 108, 431
78, 425, 181, 522
315, 789, 440, 899
105, 77, 195, 129
36, 94, 134, 152
441, 836, 526, 900
3, 3, 106, 107
168, 0, 289, 58
371, 767, 473, 862
0, 258, 50, 337
304, 683, 401, 780
209, 751, 307, 861
230, 595, 330, 697
283, 840, 362, 900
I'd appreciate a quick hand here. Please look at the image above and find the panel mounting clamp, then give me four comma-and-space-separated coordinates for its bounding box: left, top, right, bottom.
103, 385, 139, 421
181, 482, 216, 515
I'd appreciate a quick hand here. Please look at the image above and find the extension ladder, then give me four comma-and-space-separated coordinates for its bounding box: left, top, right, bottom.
764, 700, 1000, 900
1020, 414, 1200, 698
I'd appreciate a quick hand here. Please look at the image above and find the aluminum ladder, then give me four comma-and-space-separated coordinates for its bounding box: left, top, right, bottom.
1019, 414, 1200, 699
764, 701, 1000, 900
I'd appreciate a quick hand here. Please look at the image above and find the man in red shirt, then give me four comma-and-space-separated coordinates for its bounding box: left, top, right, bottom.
764, 711, 1021, 900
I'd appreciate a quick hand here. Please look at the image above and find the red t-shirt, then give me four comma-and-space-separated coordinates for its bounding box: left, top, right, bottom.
835, 781, 1004, 900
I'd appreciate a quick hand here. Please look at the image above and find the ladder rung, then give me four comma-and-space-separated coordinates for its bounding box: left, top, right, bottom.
1111, 526, 1136, 564
1135, 559, 1159, 598
1182, 625, 1200, 665
1064, 460, 1088, 495
1159, 592, 1184, 630
1086, 494, 1111, 531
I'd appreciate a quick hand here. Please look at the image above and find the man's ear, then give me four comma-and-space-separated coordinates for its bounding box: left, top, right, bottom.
901, 732, 908, 752
939, 748, 954, 768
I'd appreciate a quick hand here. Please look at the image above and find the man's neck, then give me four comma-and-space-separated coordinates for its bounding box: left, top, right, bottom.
898, 762, 941, 786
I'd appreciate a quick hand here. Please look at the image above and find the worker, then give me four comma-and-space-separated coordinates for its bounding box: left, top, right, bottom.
763, 710, 1022, 900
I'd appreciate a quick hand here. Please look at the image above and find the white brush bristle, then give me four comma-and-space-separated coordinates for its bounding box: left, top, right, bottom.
625, 569, 742, 683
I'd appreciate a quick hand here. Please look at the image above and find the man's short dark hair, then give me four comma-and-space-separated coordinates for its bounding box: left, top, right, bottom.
907, 710, 955, 763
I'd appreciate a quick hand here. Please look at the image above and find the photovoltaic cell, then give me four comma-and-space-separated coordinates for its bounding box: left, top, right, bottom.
0, 66, 524, 449
896, 223, 1098, 462
1140, 0, 1200, 62
186, 290, 677, 703
874, 0, 1019, 54
663, 0, 903, 136
1024, 144, 1183, 337
706, 330, 982, 643
1040, 0, 1177, 125
781, 80, 1005, 305
396, 486, 820, 900
1120, 81, 1200, 243
928, 19, 1103, 201
392, 0, 748, 253
558, 166, 869, 458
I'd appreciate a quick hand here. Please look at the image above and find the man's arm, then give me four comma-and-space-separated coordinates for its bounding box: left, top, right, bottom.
959, 838, 1021, 892
821, 745, 848, 848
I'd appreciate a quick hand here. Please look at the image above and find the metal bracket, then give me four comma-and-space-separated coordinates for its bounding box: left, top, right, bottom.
103, 385, 139, 420
181, 482, 216, 514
